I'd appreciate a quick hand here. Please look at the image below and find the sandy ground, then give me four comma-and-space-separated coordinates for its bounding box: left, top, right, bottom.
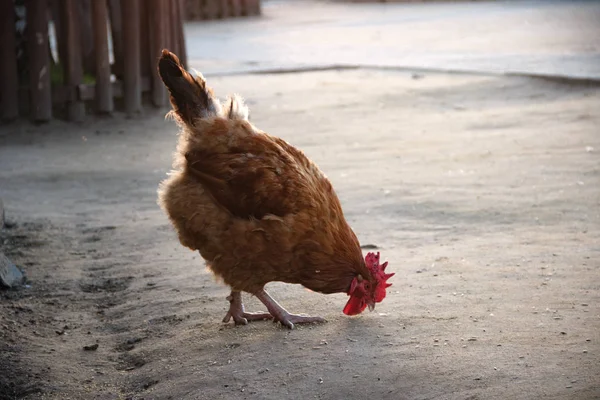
1, 70, 600, 400
184, 0, 600, 79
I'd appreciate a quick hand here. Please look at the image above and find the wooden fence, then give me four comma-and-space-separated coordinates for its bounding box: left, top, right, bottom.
184, 0, 261, 20
0, 0, 260, 123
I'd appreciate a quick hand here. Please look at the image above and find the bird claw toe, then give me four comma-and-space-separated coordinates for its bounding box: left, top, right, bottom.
223, 310, 271, 326
274, 314, 326, 329
285, 321, 295, 330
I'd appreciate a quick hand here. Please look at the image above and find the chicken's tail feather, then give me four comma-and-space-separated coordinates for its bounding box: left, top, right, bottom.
158, 49, 221, 124
222, 94, 249, 121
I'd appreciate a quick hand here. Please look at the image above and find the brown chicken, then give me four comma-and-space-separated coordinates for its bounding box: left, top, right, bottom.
157, 50, 393, 329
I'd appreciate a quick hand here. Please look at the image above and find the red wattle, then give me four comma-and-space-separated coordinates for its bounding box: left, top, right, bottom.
343, 295, 368, 316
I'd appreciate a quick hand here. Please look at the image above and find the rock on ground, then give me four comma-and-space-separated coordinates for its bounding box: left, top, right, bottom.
0, 252, 23, 288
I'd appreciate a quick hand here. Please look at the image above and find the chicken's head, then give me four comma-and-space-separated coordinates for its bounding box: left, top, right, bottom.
343, 252, 394, 316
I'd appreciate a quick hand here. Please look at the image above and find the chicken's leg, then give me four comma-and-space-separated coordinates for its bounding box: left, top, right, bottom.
222, 291, 272, 326
255, 289, 326, 329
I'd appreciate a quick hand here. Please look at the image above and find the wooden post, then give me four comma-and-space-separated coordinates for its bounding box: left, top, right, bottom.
139, 0, 151, 82
121, 0, 142, 115
92, 0, 113, 113
149, 0, 166, 107
220, 0, 230, 19
230, 0, 242, 17
26, 0, 52, 122
203, 0, 219, 20
169, 1, 178, 57
60, 0, 86, 121
162, 1, 171, 52
184, 0, 199, 20
78, 0, 95, 76
243, 0, 261, 16
0, 0, 19, 121
175, 0, 187, 68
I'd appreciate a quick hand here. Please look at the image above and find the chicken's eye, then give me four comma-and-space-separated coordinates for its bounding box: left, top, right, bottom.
364, 283, 370, 290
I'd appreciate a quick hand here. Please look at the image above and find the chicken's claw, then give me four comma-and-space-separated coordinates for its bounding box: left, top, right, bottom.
223, 292, 272, 326
222, 310, 272, 326
255, 289, 326, 330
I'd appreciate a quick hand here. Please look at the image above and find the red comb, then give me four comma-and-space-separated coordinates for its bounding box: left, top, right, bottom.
365, 252, 394, 302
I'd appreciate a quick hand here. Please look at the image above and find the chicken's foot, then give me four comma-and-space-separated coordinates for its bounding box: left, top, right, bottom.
222, 291, 273, 326
255, 289, 326, 329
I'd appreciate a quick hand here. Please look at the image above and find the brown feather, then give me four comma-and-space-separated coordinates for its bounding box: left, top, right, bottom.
157, 50, 371, 296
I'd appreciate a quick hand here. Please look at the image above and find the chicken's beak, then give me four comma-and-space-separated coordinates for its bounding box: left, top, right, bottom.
368, 301, 375, 312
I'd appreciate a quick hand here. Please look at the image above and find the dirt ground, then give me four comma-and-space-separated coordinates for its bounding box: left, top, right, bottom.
1, 69, 599, 400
